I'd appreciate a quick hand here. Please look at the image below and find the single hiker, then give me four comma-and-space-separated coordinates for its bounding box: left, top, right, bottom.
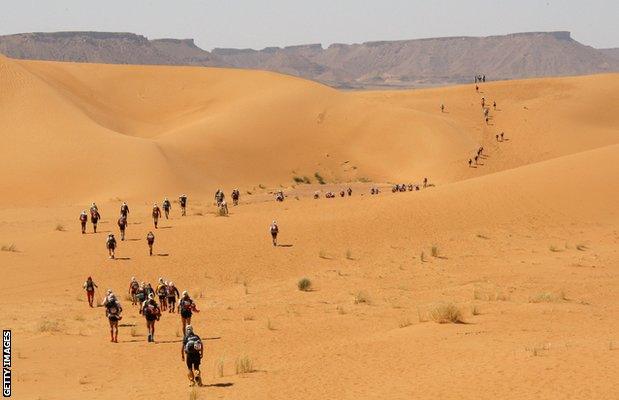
156, 278, 168, 311
167, 281, 180, 313
140, 293, 161, 342
118, 215, 127, 241
179, 194, 187, 216
128, 277, 140, 306
440, 104, 445, 113
104, 293, 122, 343
106, 234, 117, 259
231, 189, 240, 206
468, 158, 473, 167
90, 206, 101, 233
79, 210, 88, 234
423, 177, 428, 188
270, 220, 279, 246
178, 291, 199, 333
120, 202, 130, 220
162, 197, 172, 219
347, 187, 352, 196
152, 203, 162, 229
83, 276, 98, 307
146, 231, 155, 256
181, 325, 204, 387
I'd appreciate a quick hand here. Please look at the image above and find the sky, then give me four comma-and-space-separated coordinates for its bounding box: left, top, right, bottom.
0, 0, 617, 50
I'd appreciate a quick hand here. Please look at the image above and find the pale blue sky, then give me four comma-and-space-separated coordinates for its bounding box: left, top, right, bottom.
0, 0, 617, 49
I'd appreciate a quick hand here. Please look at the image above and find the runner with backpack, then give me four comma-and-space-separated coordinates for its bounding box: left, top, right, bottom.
151, 203, 162, 229
146, 231, 155, 256
178, 291, 199, 333
231, 189, 240, 206
104, 293, 122, 343
118, 215, 127, 241
83, 276, 98, 307
140, 293, 161, 342
90, 206, 101, 233
128, 277, 140, 306
156, 278, 168, 311
166, 282, 180, 313
79, 211, 88, 234
120, 202, 130, 220
270, 220, 279, 247
179, 194, 187, 216
181, 325, 204, 387
106, 234, 117, 259
162, 197, 172, 219
135, 282, 147, 305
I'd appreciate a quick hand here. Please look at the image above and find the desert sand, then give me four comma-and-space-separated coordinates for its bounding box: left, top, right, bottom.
0, 54, 618, 399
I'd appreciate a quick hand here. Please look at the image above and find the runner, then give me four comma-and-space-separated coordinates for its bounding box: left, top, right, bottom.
152, 203, 162, 229
140, 293, 161, 342
179, 194, 188, 216
181, 325, 204, 387
83, 276, 98, 307
269, 220, 279, 247
128, 277, 140, 306
118, 215, 127, 241
178, 291, 199, 333
215, 190, 225, 207
441, 104, 445, 113
79, 211, 88, 234
104, 293, 122, 343
231, 189, 240, 206
135, 282, 147, 305
162, 197, 172, 219
167, 281, 180, 313
120, 202, 130, 220
90, 206, 101, 233
147, 231, 155, 256
347, 188, 352, 196
500, 132, 505, 141
423, 177, 428, 188
106, 234, 117, 259
468, 158, 473, 168
156, 278, 168, 311
219, 200, 229, 216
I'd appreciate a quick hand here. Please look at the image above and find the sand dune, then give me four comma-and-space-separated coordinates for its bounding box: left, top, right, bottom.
0, 55, 618, 399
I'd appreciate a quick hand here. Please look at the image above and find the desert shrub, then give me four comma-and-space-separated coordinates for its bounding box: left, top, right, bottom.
354, 291, 370, 304
529, 291, 567, 303
1, 244, 17, 252
431, 245, 439, 257
55, 224, 66, 232
235, 356, 255, 374
37, 319, 61, 333
215, 358, 225, 378
297, 278, 312, 291
345, 249, 354, 260
430, 303, 464, 323
314, 172, 326, 185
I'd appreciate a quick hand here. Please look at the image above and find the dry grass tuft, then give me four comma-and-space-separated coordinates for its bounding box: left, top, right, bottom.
1, 244, 17, 252
470, 305, 481, 316
314, 172, 326, 185
431, 245, 439, 257
529, 291, 567, 303
215, 357, 225, 378
399, 318, 412, 328
525, 343, 551, 356
420, 251, 426, 263
336, 305, 347, 315
297, 278, 312, 291
354, 291, 370, 305
267, 319, 275, 331
576, 244, 588, 251
318, 250, 331, 260
430, 303, 464, 324
74, 315, 85, 322
474, 287, 509, 302
345, 249, 354, 260
55, 223, 66, 232
37, 319, 62, 333
78, 376, 89, 385
235, 356, 255, 374
549, 245, 563, 253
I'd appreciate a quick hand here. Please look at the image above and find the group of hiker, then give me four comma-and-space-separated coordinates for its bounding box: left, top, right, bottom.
83, 276, 204, 385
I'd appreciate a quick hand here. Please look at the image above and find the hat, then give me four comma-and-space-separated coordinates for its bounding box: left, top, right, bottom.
185, 325, 193, 334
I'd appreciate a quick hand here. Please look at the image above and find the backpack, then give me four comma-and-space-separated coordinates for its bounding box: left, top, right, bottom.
184, 334, 202, 354
157, 285, 167, 296
106, 301, 120, 317
80, 214, 87, 222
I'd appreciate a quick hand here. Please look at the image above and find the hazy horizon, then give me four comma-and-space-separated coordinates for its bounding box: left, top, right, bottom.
0, 0, 617, 50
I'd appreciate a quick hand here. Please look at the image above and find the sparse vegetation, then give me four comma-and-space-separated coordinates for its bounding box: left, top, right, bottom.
235, 356, 255, 374
358, 177, 371, 183
297, 278, 312, 291
345, 249, 354, 260
293, 175, 311, 184
549, 245, 563, 252
74, 315, 85, 322
529, 291, 567, 303
476, 234, 490, 239
474, 287, 509, 302
314, 172, 326, 185
215, 358, 225, 378
417, 307, 429, 323
576, 244, 588, 251
336, 305, 347, 315
431, 245, 439, 258
193, 211, 203, 216
354, 291, 370, 304
471, 305, 481, 316
258, 184, 266, 189
525, 343, 551, 357
1, 244, 17, 252
319, 250, 331, 259
420, 251, 427, 262
430, 303, 464, 324
267, 319, 275, 330
243, 315, 255, 321
37, 319, 61, 333
55, 223, 66, 232
399, 318, 412, 328
78, 376, 89, 385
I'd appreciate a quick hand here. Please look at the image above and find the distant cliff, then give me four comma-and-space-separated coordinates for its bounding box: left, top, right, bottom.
1, 31, 617, 89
